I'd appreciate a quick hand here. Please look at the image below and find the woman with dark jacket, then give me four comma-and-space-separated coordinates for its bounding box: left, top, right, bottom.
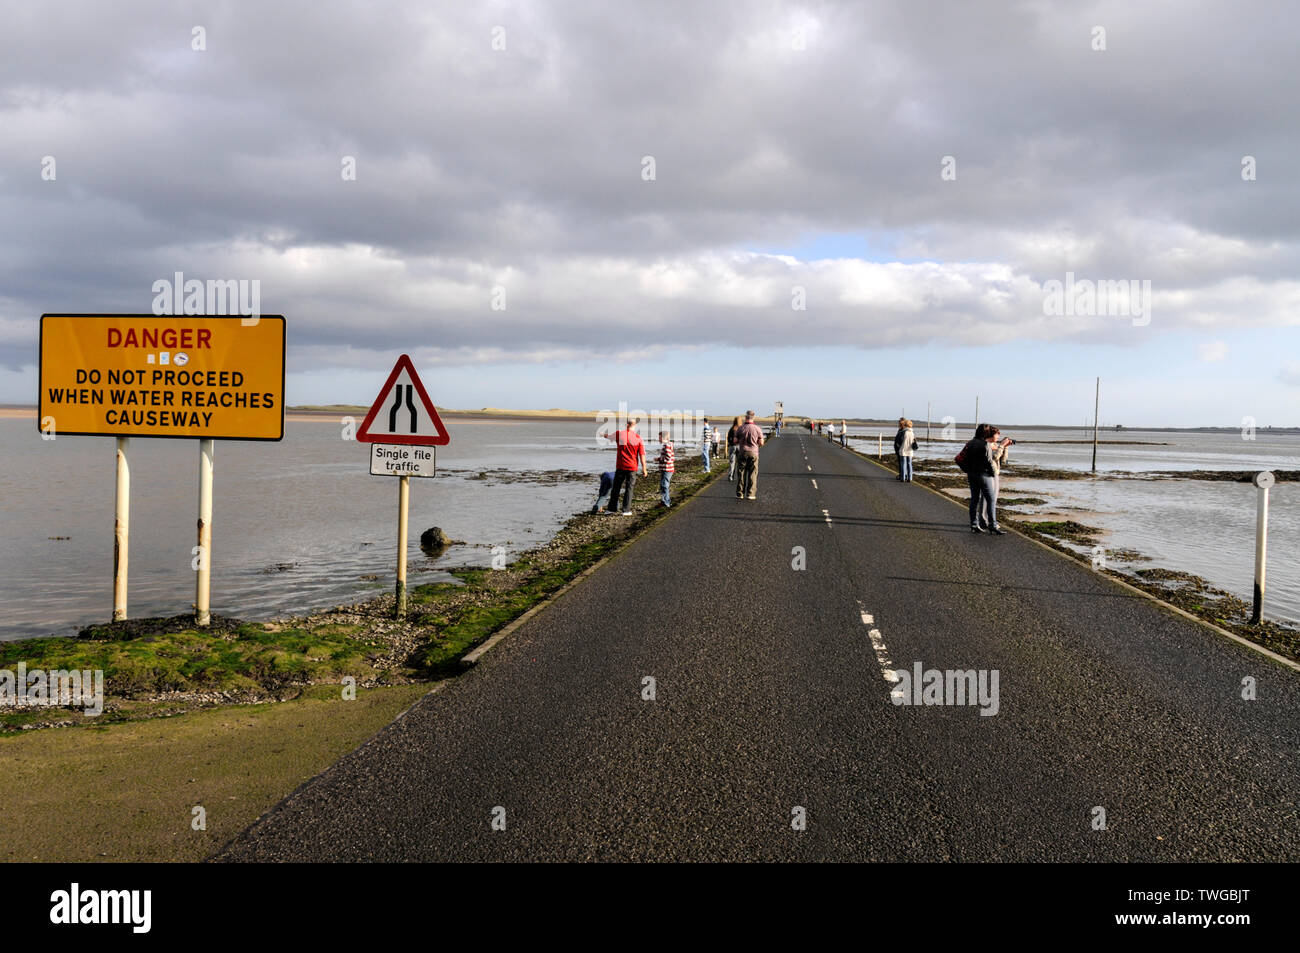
962, 424, 1011, 534
726, 415, 742, 482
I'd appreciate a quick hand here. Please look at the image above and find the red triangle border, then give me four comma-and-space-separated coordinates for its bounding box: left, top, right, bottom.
355, 354, 450, 445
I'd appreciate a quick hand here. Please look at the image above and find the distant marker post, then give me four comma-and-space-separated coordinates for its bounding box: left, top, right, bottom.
1091, 377, 1100, 473
1251, 471, 1274, 624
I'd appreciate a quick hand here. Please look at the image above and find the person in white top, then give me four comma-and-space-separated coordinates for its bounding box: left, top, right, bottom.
894, 417, 917, 482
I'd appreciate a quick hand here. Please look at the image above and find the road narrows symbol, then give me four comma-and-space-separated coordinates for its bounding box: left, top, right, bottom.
355, 354, 449, 445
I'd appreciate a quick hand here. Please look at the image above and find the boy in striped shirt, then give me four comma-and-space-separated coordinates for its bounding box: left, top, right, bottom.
656, 430, 675, 507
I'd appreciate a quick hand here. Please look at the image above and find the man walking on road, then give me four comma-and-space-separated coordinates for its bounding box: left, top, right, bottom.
700, 417, 712, 470
607, 417, 647, 515
734, 410, 765, 500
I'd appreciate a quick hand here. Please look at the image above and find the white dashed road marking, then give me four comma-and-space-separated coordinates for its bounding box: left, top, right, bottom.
822, 508, 832, 525
811, 479, 818, 489
858, 602, 904, 700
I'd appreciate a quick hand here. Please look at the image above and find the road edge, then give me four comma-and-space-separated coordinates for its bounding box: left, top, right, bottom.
462, 462, 727, 666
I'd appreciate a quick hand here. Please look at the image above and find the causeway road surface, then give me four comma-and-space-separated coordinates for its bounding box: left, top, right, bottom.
218, 432, 1300, 861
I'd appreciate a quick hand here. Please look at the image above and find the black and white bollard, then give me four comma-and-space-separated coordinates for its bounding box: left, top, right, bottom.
1251, 471, 1274, 625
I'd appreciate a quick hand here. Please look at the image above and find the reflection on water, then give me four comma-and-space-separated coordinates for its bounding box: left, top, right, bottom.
0, 418, 614, 640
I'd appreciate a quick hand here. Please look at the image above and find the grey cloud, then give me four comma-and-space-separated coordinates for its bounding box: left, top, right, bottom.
3, 0, 1299, 372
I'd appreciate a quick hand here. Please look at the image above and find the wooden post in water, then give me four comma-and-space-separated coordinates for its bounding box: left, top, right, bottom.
1251, 471, 1274, 624
974, 395, 979, 429
195, 439, 214, 627
113, 437, 130, 621
926, 402, 931, 445
1091, 377, 1100, 473
396, 474, 410, 619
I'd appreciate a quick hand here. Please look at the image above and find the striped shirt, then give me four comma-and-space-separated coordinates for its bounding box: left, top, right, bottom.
657, 441, 675, 473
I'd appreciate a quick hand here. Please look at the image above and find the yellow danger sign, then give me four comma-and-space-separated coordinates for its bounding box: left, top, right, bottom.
39, 314, 286, 440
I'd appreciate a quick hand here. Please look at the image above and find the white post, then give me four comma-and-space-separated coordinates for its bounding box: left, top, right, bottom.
877, 432, 882, 458
196, 439, 214, 627
113, 437, 130, 621
1092, 376, 1100, 473
1251, 471, 1274, 624
396, 474, 410, 619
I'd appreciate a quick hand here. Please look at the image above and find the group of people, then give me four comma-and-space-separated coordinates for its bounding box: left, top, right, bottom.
959, 424, 1014, 534
890, 416, 1013, 534
592, 411, 768, 513
808, 419, 848, 446
725, 411, 766, 499
591, 411, 1011, 534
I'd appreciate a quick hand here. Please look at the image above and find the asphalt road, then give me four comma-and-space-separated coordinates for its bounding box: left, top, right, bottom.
218, 432, 1300, 861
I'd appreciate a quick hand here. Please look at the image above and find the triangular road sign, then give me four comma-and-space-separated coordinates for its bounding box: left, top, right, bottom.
355, 354, 450, 445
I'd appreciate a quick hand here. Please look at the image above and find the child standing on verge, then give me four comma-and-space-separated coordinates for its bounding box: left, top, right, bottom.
657, 431, 675, 507
591, 470, 615, 514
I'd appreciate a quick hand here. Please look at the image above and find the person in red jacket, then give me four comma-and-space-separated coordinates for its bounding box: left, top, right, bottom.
606, 417, 647, 515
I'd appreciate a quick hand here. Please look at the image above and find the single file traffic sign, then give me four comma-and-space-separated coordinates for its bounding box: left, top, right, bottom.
354, 354, 450, 445
369, 443, 437, 477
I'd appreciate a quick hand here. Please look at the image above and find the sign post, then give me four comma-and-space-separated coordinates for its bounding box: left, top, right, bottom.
396, 475, 410, 617
355, 354, 451, 619
113, 437, 130, 620
196, 440, 214, 626
39, 314, 285, 626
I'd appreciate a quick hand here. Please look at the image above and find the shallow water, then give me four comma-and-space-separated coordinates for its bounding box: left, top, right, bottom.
3, 418, 1296, 639
850, 425, 1300, 625
0, 417, 620, 640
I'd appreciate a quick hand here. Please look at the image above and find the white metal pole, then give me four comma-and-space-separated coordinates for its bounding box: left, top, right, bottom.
1251, 471, 1273, 624
113, 437, 130, 621
396, 474, 410, 619
196, 439, 214, 627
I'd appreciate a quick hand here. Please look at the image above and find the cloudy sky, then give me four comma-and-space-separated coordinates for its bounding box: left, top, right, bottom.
3, 0, 1298, 426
